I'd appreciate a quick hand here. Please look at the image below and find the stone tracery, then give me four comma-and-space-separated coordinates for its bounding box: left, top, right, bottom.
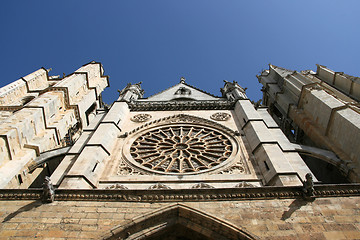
129, 125, 233, 174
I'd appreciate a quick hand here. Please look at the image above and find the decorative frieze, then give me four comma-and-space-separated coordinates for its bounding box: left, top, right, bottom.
127, 100, 235, 111
1, 184, 359, 202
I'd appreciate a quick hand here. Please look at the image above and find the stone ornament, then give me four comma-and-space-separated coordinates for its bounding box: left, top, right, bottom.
218, 161, 246, 174
42, 176, 55, 203
117, 159, 147, 175
148, 183, 171, 190
234, 181, 255, 188
106, 184, 128, 190
191, 182, 215, 189
174, 87, 191, 95
210, 112, 231, 121
129, 125, 233, 174
131, 113, 152, 123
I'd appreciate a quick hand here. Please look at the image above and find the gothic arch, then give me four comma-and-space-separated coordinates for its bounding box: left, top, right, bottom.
102, 204, 258, 240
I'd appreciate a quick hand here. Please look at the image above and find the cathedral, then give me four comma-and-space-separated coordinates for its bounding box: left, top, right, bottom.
0, 61, 359, 239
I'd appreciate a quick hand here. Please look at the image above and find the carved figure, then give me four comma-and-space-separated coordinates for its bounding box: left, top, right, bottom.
148, 183, 171, 190
42, 176, 55, 203
191, 182, 215, 189
106, 184, 128, 190
302, 173, 315, 198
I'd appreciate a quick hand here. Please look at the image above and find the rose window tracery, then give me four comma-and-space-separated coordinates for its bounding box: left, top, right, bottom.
129, 125, 233, 174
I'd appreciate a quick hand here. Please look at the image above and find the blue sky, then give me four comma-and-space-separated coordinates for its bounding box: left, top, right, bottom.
0, 1, 359, 103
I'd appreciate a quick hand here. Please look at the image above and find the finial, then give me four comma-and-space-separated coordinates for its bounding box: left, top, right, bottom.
180, 77, 186, 83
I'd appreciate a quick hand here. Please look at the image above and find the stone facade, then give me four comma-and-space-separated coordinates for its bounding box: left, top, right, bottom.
258, 65, 360, 183
0, 63, 359, 239
0, 61, 108, 189
0, 196, 359, 239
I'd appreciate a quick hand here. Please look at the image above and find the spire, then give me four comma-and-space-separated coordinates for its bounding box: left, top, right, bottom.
180, 77, 186, 83
117, 82, 144, 102
220, 80, 247, 101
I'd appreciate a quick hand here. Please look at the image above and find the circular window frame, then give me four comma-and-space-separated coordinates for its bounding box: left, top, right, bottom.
122, 123, 240, 175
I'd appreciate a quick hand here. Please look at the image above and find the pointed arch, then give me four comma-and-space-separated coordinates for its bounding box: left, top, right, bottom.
102, 204, 258, 240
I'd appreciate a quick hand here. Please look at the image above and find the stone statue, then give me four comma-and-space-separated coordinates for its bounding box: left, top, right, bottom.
302, 173, 315, 198
42, 176, 55, 203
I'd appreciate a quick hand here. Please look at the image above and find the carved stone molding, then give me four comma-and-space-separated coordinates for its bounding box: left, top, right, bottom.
210, 112, 231, 121
127, 100, 235, 111
0, 184, 359, 201
127, 114, 238, 137
131, 113, 152, 123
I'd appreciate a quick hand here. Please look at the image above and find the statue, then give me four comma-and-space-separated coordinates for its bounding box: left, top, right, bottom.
42, 176, 55, 203
302, 173, 315, 198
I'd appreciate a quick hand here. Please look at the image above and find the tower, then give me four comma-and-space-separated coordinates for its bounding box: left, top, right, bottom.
258, 64, 360, 183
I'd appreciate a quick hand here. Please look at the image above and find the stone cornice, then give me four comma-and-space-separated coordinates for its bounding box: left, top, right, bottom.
1, 184, 359, 202
127, 100, 235, 111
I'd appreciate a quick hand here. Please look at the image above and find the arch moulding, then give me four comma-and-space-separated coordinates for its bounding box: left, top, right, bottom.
101, 203, 258, 240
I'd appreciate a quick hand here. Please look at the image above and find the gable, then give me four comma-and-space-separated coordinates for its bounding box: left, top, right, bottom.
144, 81, 219, 101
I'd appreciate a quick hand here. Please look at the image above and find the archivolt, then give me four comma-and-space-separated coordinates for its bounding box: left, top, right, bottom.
102, 204, 258, 240
127, 113, 239, 137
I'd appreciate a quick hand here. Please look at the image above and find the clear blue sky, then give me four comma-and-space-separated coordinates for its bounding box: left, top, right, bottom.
1, 1, 359, 103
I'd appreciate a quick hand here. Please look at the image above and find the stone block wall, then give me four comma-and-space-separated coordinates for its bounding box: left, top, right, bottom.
0, 62, 109, 189
0, 196, 359, 239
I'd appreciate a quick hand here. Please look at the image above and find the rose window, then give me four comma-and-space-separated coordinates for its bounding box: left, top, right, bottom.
129, 125, 233, 174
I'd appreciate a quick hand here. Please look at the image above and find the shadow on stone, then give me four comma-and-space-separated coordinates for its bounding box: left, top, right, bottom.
281, 198, 314, 220
2, 200, 42, 223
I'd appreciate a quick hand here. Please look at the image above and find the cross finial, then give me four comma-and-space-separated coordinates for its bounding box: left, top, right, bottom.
180, 77, 186, 83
